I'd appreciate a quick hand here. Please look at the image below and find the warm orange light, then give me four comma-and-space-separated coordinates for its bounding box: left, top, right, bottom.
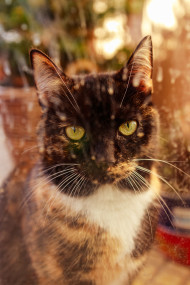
146, 0, 178, 30
93, 0, 108, 14
94, 15, 128, 59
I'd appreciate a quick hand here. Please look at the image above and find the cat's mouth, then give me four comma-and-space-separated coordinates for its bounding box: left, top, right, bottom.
44, 159, 151, 196
44, 159, 141, 196
87, 161, 137, 185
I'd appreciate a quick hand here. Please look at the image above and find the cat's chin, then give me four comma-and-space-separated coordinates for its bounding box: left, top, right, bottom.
74, 174, 144, 197
54, 176, 135, 197
91, 172, 150, 194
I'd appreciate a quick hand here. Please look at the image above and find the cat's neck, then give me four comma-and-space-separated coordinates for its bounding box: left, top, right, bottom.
60, 184, 155, 253
28, 165, 159, 256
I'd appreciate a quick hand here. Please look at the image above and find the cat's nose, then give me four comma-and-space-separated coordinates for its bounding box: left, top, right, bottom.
95, 152, 116, 164
91, 143, 116, 164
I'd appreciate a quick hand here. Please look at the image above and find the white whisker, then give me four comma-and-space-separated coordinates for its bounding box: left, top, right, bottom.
136, 165, 184, 204
69, 174, 85, 198
42, 171, 78, 216
41, 163, 80, 174
120, 63, 133, 108
133, 170, 174, 215
31, 167, 75, 190
55, 66, 80, 112
21, 145, 39, 154
132, 170, 175, 228
21, 168, 76, 210
128, 173, 154, 239
134, 158, 190, 179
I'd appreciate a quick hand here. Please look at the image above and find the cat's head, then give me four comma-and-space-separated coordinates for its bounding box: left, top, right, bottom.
30, 36, 159, 196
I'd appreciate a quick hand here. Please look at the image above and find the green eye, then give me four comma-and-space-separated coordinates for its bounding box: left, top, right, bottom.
65, 126, 85, 140
119, 120, 137, 136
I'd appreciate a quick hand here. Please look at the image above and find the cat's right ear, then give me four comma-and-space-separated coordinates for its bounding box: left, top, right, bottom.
115, 36, 153, 95
30, 49, 71, 110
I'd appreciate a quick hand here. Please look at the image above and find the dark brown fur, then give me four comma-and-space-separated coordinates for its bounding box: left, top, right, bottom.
0, 36, 160, 285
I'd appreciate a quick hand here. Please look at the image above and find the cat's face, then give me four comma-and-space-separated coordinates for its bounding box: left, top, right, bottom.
31, 36, 159, 196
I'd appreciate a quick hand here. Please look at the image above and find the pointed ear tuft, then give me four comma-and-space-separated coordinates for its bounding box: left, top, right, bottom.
127, 36, 153, 92
116, 36, 153, 94
30, 49, 65, 109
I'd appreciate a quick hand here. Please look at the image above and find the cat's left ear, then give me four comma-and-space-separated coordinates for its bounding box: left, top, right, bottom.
116, 36, 153, 93
30, 49, 74, 110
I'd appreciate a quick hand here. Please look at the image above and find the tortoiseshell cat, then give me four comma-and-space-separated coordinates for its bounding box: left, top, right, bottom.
0, 36, 160, 285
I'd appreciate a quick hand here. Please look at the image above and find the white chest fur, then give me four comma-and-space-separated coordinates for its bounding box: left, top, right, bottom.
61, 184, 154, 255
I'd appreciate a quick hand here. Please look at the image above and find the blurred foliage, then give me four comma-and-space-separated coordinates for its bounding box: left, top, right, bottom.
0, 0, 144, 86
160, 107, 190, 193
125, 0, 144, 14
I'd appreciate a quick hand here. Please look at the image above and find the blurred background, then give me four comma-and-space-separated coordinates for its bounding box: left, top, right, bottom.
0, 0, 190, 283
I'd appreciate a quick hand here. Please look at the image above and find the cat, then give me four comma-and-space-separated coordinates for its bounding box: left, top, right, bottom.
0, 35, 160, 285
